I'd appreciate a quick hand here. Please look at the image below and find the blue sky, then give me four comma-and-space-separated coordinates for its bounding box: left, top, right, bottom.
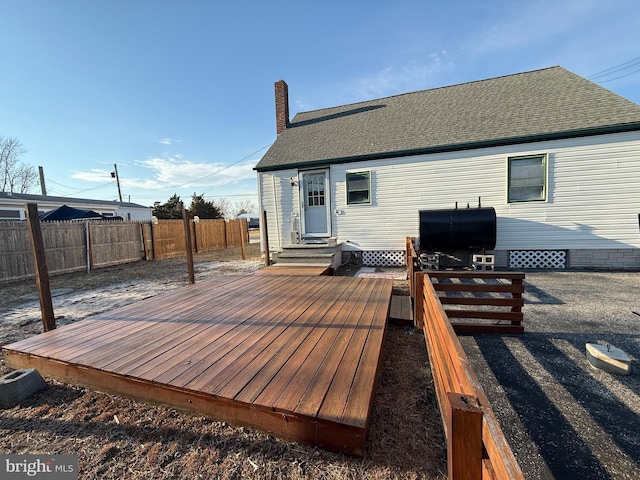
1, 0, 639, 211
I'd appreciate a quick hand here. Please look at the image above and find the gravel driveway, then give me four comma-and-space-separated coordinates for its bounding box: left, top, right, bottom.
458, 271, 640, 479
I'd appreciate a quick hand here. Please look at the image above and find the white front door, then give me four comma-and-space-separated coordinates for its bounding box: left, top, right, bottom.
301, 170, 330, 237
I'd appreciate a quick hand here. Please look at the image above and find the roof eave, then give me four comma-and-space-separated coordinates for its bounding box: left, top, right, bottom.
255, 122, 640, 172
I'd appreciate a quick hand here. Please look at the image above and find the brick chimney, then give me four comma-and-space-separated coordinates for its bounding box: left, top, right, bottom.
274, 79, 290, 135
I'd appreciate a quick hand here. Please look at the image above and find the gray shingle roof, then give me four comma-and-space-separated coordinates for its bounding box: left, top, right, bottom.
255, 66, 640, 171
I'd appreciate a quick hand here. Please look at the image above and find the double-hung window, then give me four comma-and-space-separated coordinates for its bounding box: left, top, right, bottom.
346, 171, 371, 205
508, 154, 547, 202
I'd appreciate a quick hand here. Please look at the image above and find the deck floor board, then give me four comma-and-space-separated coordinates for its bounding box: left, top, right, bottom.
2, 273, 392, 456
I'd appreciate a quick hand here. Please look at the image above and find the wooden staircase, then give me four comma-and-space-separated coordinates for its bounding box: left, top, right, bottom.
272, 241, 342, 270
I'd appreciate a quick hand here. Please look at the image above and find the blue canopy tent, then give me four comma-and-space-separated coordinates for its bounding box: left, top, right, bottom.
39, 205, 122, 222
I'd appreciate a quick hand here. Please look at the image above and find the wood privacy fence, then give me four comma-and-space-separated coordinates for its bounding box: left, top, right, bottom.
0, 219, 248, 282
145, 219, 247, 260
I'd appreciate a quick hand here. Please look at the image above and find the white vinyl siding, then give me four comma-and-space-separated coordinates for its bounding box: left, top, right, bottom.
259, 131, 640, 252
258, 169, 299, 251
327, 131, 640, 251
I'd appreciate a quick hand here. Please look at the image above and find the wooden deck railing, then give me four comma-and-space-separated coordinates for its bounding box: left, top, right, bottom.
426, 271, 524, 334
415, 270, 525, 480
406, 237, 524, 334
406, 236, 419, 298
405, 237, 525, 478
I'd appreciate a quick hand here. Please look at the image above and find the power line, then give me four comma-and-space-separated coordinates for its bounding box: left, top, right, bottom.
596, 66, 640, 84
587, 56, 640, 81
163, 143, 271, 189
45, 179, 114, 195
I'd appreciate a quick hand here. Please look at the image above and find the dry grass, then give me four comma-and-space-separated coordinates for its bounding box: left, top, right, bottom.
0, 244, 446, 479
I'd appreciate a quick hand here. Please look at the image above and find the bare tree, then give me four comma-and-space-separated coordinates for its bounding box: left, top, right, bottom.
210, 197, 258, 219
234, 199, 257, 216
0, 136, 36, 193
212, 197, 234, 219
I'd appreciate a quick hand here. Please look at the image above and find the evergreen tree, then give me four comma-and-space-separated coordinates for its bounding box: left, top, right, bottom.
189, 193, 223, 219
153, 194, 183, 219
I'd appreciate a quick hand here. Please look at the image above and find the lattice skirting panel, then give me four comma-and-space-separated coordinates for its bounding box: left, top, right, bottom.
509, 250, 567, 269
362, 250, 405, 267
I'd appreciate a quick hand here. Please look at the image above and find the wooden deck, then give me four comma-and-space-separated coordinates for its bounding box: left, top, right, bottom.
3, 274, 393, 456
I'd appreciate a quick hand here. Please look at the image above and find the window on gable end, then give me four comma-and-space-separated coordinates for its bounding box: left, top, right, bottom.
508, 154, 547, 202
346, 171, 371, 205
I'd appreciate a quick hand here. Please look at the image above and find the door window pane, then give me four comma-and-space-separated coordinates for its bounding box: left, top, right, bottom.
306, 175, 325, 206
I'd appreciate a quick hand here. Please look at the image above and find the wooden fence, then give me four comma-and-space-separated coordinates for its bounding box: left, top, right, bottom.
406, 237, 524, 334
0, 218, 249, 282
415, 271, 525, 479
425, 271, 524, 334
146, 219, 247, 260
405, 237, 525, 478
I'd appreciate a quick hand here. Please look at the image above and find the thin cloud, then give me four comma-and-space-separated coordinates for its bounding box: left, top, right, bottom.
463, 1, 612, 56
72, 156, 257, 193
72, 168, 111, 183
137, 156, 256, 188
71, 168, 165, 190
158, 138, 181, 145
348, 53, 453, 101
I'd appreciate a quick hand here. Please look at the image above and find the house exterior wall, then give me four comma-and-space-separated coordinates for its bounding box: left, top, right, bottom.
258, 169, 300, 252
115, 207, 153, 222
259, 131, 640, 269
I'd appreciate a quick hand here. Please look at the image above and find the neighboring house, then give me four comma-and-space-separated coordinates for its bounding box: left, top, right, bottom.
0, 192, 152, 222
254, 66, 640, 270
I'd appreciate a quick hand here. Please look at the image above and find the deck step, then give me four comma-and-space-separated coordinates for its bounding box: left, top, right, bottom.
283, 243, 337, 254
389, 295, 413, 326
276, 252, 335, 263
275, 243, 342, 268
254, 265, 332, 276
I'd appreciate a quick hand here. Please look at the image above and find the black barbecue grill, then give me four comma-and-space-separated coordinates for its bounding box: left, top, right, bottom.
418, 204, 496, 270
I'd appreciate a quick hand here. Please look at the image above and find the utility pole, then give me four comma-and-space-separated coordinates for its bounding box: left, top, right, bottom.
38, 166, 47, 196
111, 163, 123, 202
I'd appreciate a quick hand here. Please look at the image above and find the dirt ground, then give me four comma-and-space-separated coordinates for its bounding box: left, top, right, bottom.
0, 244, 447, 479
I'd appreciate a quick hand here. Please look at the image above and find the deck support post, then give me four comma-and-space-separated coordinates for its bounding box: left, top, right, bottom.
25, 203, 56, 331
182, 208, 195, 284
262, 210, 270, 266
239, 219, 246, 260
